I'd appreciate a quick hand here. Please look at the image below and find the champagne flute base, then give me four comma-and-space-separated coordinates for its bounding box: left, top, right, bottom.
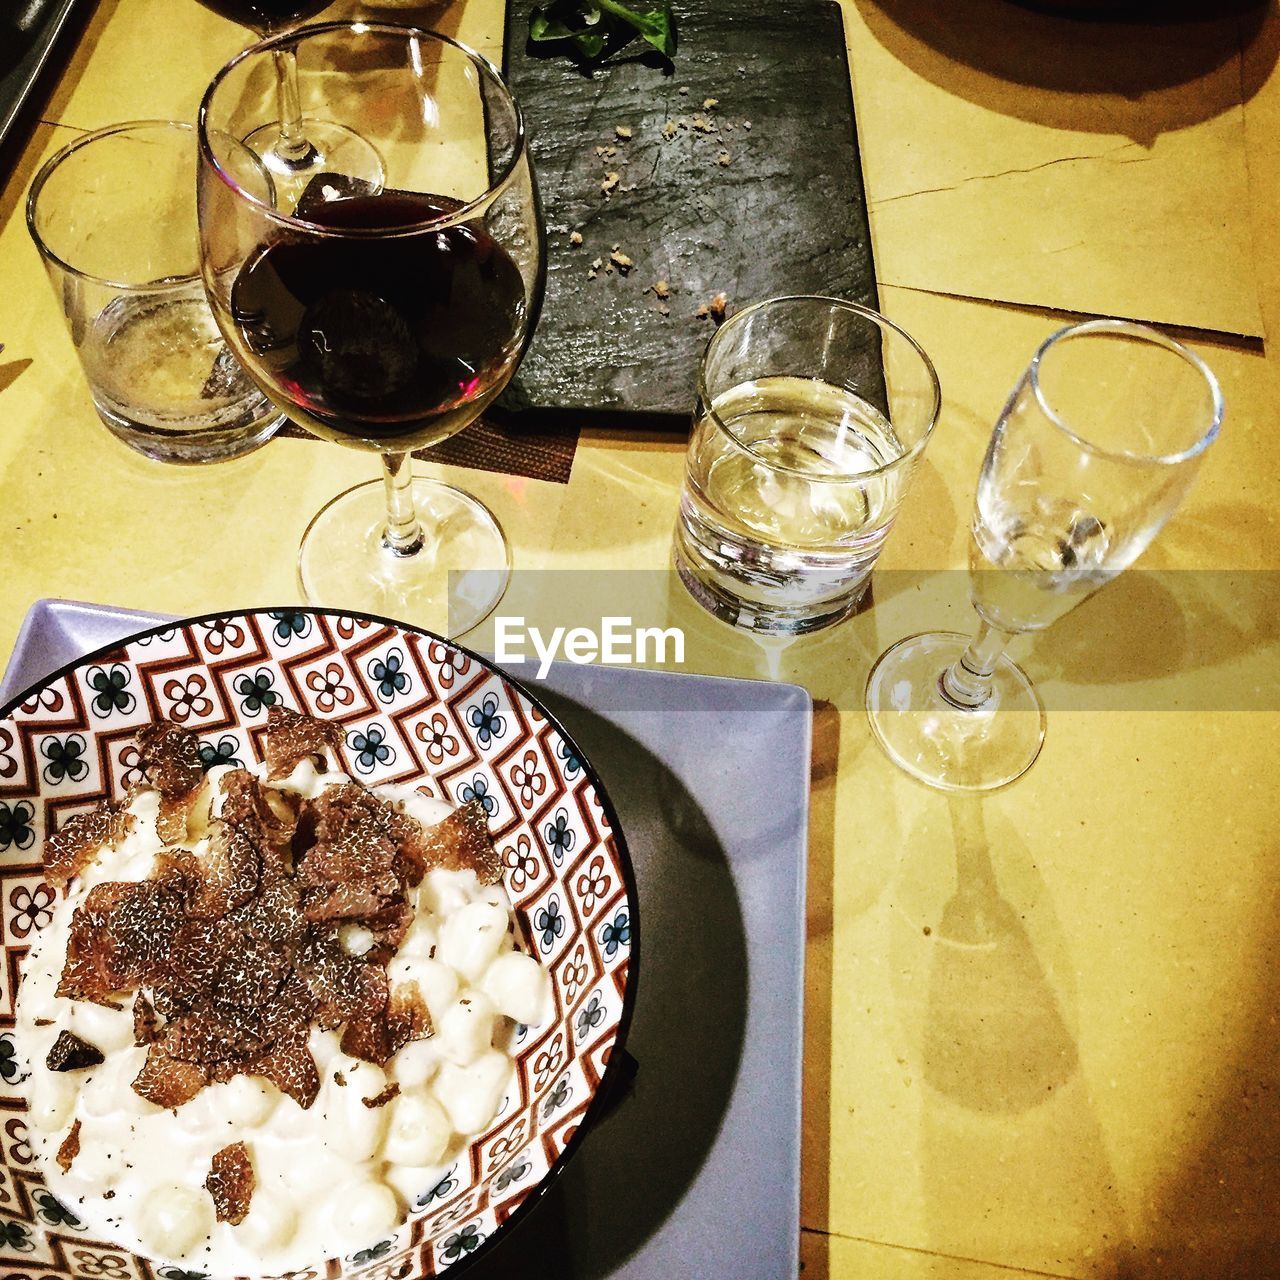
297, 475, 511, 637
865, 631, 1046, 792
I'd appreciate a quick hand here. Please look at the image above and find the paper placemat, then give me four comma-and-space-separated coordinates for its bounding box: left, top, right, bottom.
846, 0, 1264, 337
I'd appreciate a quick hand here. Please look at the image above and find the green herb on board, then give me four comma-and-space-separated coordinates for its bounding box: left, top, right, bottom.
530, 0, 676, 64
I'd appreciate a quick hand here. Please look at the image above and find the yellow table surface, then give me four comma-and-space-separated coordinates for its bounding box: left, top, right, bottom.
2, 2, 1279, 1277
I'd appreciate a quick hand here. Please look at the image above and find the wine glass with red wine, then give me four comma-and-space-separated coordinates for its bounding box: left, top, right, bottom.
193, 0, 383, 200
198, 22, 545, 633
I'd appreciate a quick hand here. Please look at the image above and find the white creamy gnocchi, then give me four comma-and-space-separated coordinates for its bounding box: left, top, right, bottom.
16, 758, 551, 1273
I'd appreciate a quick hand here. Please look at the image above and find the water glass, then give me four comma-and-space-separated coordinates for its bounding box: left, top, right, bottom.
27, 120, 281, 464
673, 296, 941, 634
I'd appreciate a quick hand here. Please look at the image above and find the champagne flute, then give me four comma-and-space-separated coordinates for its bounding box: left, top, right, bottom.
865, 319, 1224, 792
198, 22, 545, 634
193, 0, 383, 199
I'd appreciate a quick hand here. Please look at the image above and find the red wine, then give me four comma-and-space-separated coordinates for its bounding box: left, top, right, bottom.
193, 0, 330, 32
230, 191, 527, 450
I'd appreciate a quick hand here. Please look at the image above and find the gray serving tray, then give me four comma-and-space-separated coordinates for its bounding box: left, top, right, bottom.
0, 599, 810, 1279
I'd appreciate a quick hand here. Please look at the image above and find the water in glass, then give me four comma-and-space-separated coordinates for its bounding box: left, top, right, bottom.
676, 374, 909, 631
83, 289, 269, 445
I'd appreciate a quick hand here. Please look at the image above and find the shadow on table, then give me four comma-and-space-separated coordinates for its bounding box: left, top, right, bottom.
1033, 565, 1279, 703
462, 693, 749, 1277
853, 0, 1277, 143
899, 795, 1280, 1277
908, 797, 1080, 1111
0, 357, 32, 394
890, 796, 1130, 1267
1096, 843, 1280, 1279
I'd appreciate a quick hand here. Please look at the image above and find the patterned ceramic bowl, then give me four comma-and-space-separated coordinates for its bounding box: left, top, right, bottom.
0, 608, 638, 1280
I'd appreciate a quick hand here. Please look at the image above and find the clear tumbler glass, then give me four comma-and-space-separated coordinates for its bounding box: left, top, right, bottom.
673, 296, 941, 634
27, 120, 280, 464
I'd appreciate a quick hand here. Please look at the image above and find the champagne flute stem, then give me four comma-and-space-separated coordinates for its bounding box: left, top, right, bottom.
271, 48, 314, 165
940, 619, 1015, 709
380, 452, 427, 557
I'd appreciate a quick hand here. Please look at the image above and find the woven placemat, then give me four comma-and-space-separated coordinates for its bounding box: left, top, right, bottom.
277, 414, 581, 485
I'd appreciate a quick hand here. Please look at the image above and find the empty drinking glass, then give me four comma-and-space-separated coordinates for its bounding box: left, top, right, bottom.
27, 120, 281, 464
865, 319, 1224, 791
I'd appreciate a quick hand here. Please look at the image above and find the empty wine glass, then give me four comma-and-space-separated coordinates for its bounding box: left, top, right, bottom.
865, 319, 1224, 791
198, 22, 545, 633
193, 0, 383, 200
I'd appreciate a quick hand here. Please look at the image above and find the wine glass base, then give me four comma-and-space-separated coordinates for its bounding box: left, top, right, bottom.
245, 120, 384, 206
297, 476, 511, 638
865, 631, 1047, 792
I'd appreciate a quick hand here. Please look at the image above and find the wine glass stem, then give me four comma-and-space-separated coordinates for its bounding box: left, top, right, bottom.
381, 452, 428, 558
940, 619, 1014, 709
271, 48, 313, 164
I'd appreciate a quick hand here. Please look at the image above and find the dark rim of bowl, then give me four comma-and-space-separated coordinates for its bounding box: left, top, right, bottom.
0, 604, 641, 1278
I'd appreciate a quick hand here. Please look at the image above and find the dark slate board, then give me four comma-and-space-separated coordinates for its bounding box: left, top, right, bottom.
499, 0, 878, 424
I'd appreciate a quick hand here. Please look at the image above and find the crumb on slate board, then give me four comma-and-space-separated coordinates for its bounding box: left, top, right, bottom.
696, 293, 730, 322
574, 101, 756, 315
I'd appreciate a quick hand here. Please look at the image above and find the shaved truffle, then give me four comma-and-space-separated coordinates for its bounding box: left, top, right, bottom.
46, 1030, 104, 1072
337, 965, 407, 1066
340, 1012, 402, 1066
45, 802, 135, 889
361, 1082, 400, 1109
264, 704, 345, 780
133, 991, 160, 1046
297, 933, 372, 1027
250, 1035, 320, 1109
156, 788, 203, 846
386, 809, 436, 884
219, 770, 298, 871
206, 1141, 255, 1224
388, 981, 433, 1044
294, 785, 421, 946
56, 1120, 81, 1172
419, 800, 503, 885
50, 711, 484, 1112
58, 882, 163, 1005
359, 902, 415, 959
136, 722, 204, 796
187, 820, 261, 919
132, 1046, 208, 1107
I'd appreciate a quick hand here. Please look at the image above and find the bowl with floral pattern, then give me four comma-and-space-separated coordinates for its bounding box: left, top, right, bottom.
0, 607, 638, 1279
